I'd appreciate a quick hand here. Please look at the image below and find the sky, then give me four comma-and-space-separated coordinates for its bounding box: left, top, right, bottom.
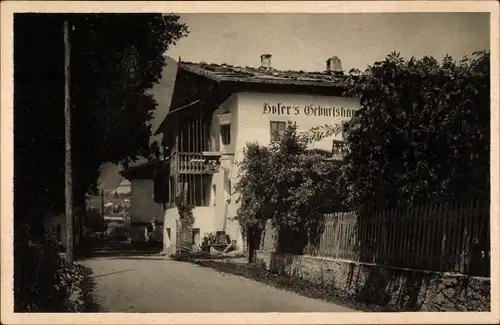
166, 13, 490, 72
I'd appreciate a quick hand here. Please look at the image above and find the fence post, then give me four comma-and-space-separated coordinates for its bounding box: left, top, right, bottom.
359, 212, 365, 262
410, 203, 418, 269
369, 211, 375, 263
463, 197, 473, 274
377, 209, 384, 264
402, 204, 409, 267
421, 202, 430, 270
441, 202, 450, 271
397, 205, 403, 267
382, 209, 387, 264
430, 202, 439, 271
450, 199, 460, 272
460, 198, 467, 272
388, 206, 396, 265
350, 212, 356, 260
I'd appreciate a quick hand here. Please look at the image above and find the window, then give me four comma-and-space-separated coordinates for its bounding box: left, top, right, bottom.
168, 176, 175, 204
203, 176, 212, 206
211, 185, 217, 206
220, 124, 231, 145
177, 175, 212, 207
270, 121, 286, 141
192, 228, 201, 246
332, 140, 347, 159
225, 180, 232, 202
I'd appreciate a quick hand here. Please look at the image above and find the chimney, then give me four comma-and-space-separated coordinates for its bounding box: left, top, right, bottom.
326, 56, 343, 75
260, 54, 272, 69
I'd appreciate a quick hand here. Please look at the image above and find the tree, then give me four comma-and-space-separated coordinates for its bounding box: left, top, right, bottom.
341, 51, 490, 212
14, 14, 189, 233
234, 122, 347, 254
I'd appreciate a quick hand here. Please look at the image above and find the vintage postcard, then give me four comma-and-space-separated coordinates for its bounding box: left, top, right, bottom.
1, 1, 499, 324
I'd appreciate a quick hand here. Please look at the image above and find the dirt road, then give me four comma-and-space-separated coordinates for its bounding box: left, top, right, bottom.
80, 255, 355, 312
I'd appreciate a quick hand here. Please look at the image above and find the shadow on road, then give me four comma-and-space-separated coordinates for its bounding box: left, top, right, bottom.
91, 269, 135, 279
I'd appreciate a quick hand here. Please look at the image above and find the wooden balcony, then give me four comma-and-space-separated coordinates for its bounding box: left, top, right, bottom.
174, 152, 221, 174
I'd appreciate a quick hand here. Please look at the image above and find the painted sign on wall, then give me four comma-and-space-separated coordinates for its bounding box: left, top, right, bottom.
263, 103, 357, 118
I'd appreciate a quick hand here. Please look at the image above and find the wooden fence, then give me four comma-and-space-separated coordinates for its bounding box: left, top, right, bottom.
260, 198, 490, 277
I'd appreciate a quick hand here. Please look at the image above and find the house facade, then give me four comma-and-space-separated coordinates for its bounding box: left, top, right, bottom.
122, 54, 360, 254
124, 167, 165, 243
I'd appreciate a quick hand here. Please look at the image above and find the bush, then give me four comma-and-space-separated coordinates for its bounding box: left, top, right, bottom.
14, 230, 86, 312
343, 51, 490, 211
234, 122, 347, 254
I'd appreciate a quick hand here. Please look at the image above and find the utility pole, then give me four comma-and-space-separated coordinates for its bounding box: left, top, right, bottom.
64, 20, 74, 264
101, 188, 105, 237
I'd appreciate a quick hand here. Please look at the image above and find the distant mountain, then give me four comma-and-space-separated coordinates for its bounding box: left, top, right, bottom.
97, 162, 123, 193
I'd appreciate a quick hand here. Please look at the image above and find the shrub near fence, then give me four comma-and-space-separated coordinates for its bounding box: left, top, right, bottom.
262, 198, 490, 277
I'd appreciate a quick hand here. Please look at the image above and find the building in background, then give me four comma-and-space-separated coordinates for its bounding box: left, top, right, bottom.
120, 162, 165, 245
122, 54, 360, 254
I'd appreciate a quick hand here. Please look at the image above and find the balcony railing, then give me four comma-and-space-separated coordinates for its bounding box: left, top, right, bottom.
176, 152, 219, 174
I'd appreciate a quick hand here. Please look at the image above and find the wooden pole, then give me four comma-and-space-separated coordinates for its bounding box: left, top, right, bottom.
101, 188, 105, 237
64, 20, 73, 264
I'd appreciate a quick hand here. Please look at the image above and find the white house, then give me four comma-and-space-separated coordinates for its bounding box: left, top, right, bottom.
122, 164, 165, 244
122, 54, 360, 254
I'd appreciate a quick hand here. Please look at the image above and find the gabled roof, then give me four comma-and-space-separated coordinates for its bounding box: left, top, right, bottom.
154, 59, 353, 136
178, 61, 349, 88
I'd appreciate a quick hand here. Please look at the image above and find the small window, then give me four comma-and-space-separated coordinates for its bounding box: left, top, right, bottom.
332, 140, 347, 158
192, 228, 200, 246
220, 124, 231, 145
270, 121, 286, 141
211, 185, 217, 206
225, 180, 232, 202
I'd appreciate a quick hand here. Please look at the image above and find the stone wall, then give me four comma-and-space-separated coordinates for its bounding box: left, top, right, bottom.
255, 250, 490, 312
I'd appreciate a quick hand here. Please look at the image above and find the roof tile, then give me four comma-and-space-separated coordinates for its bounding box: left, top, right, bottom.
178, 61, 349, 87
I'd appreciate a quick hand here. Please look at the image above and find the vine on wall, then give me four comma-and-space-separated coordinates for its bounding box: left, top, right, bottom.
175, 195, 195, 225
